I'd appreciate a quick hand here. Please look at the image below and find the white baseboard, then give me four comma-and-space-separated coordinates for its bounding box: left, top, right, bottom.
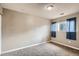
51, 40, 79, 50
1, 42, 47, 55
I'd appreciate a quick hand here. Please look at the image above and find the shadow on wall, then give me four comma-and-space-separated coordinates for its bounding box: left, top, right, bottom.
2, 25, 50, 52
2, 8, 49, 37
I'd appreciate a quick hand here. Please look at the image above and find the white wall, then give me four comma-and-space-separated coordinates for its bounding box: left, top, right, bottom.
0, 15, 1, 54
2, 9, 50, 53
51, 13, 79, 49
0, 4, 2, 54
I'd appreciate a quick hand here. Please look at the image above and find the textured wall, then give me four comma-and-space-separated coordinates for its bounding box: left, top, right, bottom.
2, 9, 50, 53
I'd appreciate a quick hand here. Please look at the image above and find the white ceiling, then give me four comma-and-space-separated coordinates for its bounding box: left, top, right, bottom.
1, 3, 79, 19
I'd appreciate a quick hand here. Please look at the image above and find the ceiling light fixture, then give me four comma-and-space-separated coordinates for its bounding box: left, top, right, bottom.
47, 5, 54, 11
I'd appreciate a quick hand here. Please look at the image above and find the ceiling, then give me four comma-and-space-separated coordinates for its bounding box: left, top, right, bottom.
1, 3, 79, 19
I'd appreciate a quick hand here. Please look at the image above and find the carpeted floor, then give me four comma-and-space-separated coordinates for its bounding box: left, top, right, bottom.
1, 43, 79, 56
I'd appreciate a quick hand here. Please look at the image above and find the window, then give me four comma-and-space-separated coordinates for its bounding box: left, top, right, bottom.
51, 22, 57, 37
66, 17, 76, 40
59, 21, 67, 32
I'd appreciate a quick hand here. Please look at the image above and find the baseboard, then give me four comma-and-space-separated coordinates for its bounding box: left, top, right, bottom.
51, 40, 79, 51
1, 42, 47, 55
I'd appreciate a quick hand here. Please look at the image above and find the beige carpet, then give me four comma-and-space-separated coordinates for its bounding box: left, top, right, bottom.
1, 43, 79, 56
